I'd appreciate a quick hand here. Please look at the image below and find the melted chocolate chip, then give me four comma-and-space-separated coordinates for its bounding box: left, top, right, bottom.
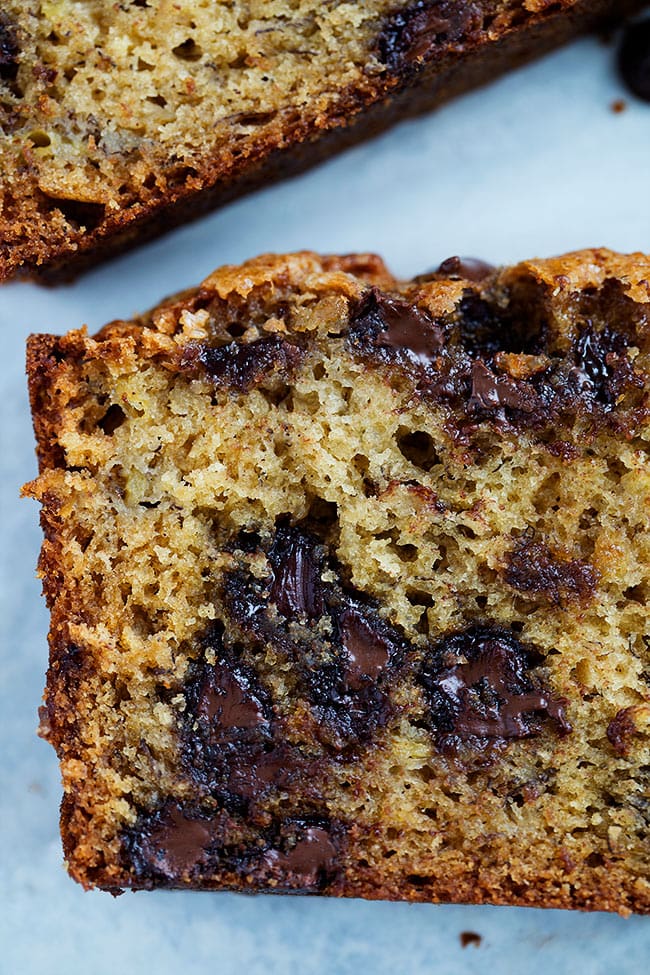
436, 256, 495, 282
224, 526, 403, 751
339, 606, 392, 689
419, 626, 572, 751
197, 664, 267, 733
468, 361, 537, 414
0, 14, 19, 83
350, 282, 646, 442
227, 746, 296, 800
299, 660, 390, 751
349, 288, 444, 367
125, 803, 218, 882
454, 293, 510, 355
182, 335, 301, 393
618, 18, 650, 103
607, 707, 640, 756
377, 1, 482, 69
182, 648, 289, 807
504, 538, 598, 606
571, 324, 640, 408
268, 528, 325, 619
263, 825, 338, 889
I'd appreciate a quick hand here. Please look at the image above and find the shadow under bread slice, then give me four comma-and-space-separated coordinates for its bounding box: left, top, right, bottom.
25, 248, 650, 911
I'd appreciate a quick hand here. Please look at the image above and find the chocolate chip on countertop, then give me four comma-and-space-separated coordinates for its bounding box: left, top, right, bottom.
618, 18, 650, 103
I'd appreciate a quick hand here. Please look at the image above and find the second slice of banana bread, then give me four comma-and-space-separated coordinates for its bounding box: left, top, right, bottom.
2, 0, 644, 279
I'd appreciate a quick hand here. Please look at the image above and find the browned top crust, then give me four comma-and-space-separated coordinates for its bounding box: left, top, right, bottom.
24, 249, 650, 910
2, 0, 645, 281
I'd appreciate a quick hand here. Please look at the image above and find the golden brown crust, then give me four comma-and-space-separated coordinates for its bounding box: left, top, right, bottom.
25, 248, 650, 909
2, 0, 645, 282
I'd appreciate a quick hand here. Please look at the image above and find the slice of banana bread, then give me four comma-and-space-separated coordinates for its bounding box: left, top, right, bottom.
25, 249, 650, 911
2, 0, 644, 281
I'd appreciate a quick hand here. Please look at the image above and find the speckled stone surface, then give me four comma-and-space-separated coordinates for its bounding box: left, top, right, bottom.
2, 25, 649, 974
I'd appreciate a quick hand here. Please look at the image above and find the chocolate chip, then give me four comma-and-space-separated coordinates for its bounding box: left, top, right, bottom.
349, 283, 647, 442
349, 288, 444, 367
571, 324, 640, 408
227, 746, 297, 800
453, 293, 525, 357
305, 659, 392, 751
196, 664, 267, 734
182, 650, 287, 807
419, 626, 572, 751
377, 1, 482, 69
268, 527, 325, 620
224, 527, 403, 751
436, 256, 495, 282
263, 825, 338, 889
607, 707, 640, 756
468, 360, 537, 414
618, 18, 650, 103
504, 538, 598, 606
181, 335, 301, 393
0, 14, 19, 83
125, 802, 219, 882
339, 606, 392, 689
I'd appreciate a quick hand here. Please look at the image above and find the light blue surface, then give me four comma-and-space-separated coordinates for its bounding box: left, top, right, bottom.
2, 25, 650, 974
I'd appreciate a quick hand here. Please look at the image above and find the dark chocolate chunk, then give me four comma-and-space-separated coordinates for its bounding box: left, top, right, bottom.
268, 527, 325, 620
436, 256, 495, 282
460, 932, 483, 949
196, 663, 267, 734
263, 824, 338, 889
607, 707, 640, 756
377, 1, 482, 69
182, 335, 301, 393
504, 538, 598, 606
224, 526, 403, 751
303, 596, 404, 750
222, 569, 269, 630
339, 605, 392, 689
303, 657, 392, 752
182, 649, 290, 807
0, 14, 19, 83
618, 18, 650, 103
348, 288, 444, 367
125, 802, 219, 882
349, 281, 646, 443
227, 746, 297, 800
453, 293, 510, 355
468, 360, 537, 414
419, 626, 572, 751
570, 324, 640, 408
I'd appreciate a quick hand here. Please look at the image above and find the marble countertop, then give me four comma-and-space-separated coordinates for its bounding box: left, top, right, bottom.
2, 22, 649, 974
